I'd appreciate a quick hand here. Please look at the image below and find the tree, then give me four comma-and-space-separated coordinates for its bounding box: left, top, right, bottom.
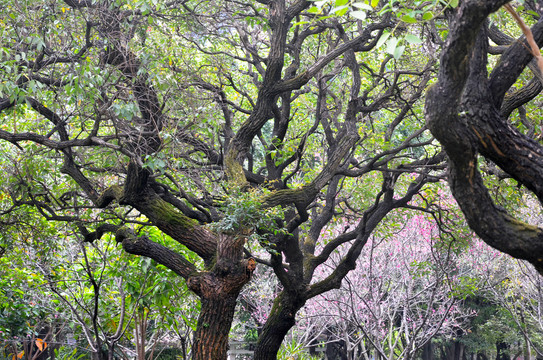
0, 231, 68, 360
40, 235, 197, 360
425, 0, 543, 275
258, 195, 478, 360
3, 0, 521, 359
469, 243, 543, 359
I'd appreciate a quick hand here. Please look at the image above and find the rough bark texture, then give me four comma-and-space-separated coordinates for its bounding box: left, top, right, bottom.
188, 234, 253, 360
425, 0, 543, 274
254, 292, 306, 360
191, 295, 238, 360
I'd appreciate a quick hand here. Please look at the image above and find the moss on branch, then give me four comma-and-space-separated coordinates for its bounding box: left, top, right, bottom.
262, 184, 317, 208
96, 185, 124, 208
224, 149, 247, 186
146, 196, 198, 230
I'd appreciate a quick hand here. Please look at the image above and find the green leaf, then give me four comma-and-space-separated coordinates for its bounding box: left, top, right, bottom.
404, 34, 423, 45
393, 45, 405, 60
422, 11, 433, 21
376, 32, 390, 48
371, 0, 379, 7
351, 10, 367, 20
331, 5, 349, 16
449, 0, 459, 7
400, 14, 417, 24
386, 37, 399, 55
352, 2, 372, 10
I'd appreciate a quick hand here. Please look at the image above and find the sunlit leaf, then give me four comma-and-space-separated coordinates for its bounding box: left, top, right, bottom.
393, 45, 405, 60
386, 37, 399, 55
351, 10, 367, 20
404, 34, 423, 44
376, 32, 391, 48
331, 5, 349, 16
352, 2, 372, 10
400, 14, 417, 24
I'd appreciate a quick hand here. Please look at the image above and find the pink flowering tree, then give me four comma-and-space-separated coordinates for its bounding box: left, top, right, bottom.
293, 211, 475, 360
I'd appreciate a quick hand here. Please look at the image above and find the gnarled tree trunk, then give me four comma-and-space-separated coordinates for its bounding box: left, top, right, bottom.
188, 234, 254, 360
191, 295, 239, 360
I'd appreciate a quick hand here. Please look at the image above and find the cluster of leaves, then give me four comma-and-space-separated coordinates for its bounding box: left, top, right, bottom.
210, 186, 287, 250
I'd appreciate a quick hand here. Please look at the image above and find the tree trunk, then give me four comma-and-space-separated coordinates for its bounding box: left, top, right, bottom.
253, 292, 306, 360
496, 342, 510, 360
422, 341, 435, 360
444, 340, 465, 360
187, 234, 254, 360
191, 294, 239, 360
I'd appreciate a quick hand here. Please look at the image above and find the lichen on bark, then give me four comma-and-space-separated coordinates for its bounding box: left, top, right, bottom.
224, 148, 247, 186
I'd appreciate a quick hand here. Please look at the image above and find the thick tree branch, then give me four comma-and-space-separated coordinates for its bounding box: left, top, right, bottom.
81, 224, 199, 279
426, 0, 543, 274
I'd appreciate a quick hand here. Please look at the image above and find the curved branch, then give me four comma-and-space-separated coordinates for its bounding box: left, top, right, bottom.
426, 0, 543, 274
82, 224, 199, 279
489, 18, 543, 107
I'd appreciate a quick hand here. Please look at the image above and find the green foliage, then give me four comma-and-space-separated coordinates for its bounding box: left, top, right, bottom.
53, 347, 89, 360
211, 186, 287, 249
303, 0, 452, 59
449, 275, 481, 300
277, 338, 322, 360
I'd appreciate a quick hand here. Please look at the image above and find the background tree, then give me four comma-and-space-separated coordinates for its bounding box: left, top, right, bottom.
300, 212, 475, 360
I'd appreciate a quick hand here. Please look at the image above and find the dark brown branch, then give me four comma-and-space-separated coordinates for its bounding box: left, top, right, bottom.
81, 224, 199, 279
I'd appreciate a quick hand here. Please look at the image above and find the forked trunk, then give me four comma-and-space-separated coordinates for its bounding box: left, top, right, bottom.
188, 234, 255, 360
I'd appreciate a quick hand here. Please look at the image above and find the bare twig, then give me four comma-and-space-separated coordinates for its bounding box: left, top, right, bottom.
504, 3, 543, 75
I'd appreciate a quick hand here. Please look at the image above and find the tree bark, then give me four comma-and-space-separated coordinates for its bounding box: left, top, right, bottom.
422, 341, 435, 360
444, 340, 465, 360
425, 0, 543, 274
191, 295, 239, 360
253, 291, 306, 360
187, 234, 254, 360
